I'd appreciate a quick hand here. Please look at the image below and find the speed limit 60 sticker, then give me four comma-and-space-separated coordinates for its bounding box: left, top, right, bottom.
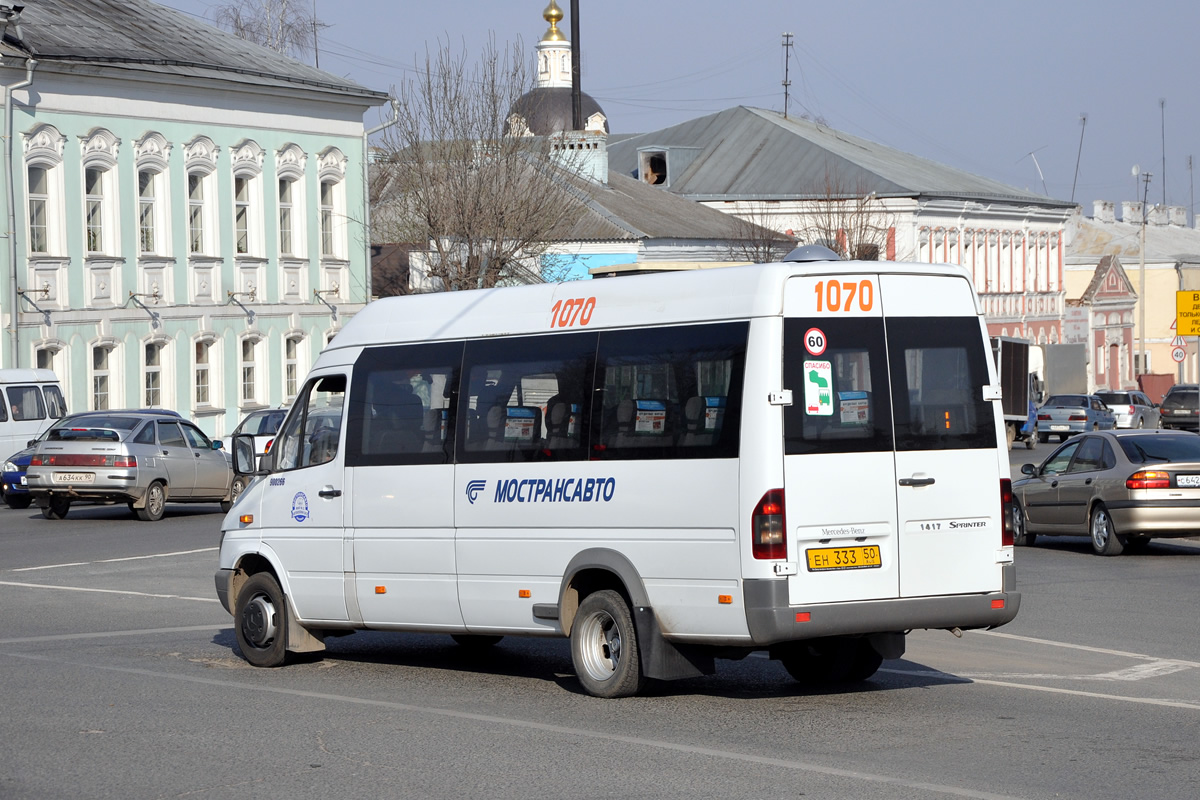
804, 327, 827, 356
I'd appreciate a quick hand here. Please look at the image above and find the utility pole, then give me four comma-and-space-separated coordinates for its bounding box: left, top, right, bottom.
781, 33, 793, 119
1136, 168, 1153, 375
1161, 99, 1167, 207
1070, 113, 1087, 203
570, 0, 581, 131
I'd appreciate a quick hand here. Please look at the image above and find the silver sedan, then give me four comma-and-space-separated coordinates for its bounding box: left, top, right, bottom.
25, 413, 244, 521
1012, 429, 1200, 555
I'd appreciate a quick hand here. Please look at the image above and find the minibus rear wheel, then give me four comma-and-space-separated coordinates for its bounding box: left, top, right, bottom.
235, 572, 289, 668
571, 589, 644, 698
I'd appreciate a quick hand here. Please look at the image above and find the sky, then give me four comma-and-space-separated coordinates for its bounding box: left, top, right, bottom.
161, 0, 1200, 220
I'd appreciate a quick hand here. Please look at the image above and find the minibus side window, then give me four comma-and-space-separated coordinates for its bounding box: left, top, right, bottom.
784, 318, 893, 455
346, 342, 464, 467
43, 386, 67, 418
275, 374, 346, 471
887, 317, 996, 451
6, 386, 46, 421
457, 331, 597, 464
592, 322, 747, 461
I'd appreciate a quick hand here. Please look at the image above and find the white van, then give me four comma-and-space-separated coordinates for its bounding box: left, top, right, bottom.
216, 254, 1019, 697
0, 368, 67, 459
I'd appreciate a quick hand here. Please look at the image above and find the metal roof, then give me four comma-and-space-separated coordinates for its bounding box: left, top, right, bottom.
0, 0, 387, 102
607, 106, 1076, 208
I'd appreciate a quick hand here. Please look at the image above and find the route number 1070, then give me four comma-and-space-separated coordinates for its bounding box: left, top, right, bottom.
814, 280, 875, 313
550, 297, 596, 328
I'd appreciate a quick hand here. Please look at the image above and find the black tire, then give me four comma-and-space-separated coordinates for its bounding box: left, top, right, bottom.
5, 493, 32, 509
570, 589, 643, 698
451, 634, 504, 649
1124, 535, 1152, 553
221, 475, 248, 513
1012, 498, 1036, 547
136, 481, 166, 522
41, 496, 70, 520
235, 572, 289, 667
1037, 432, 1049, 444
780, 637, 883, 685
1090, 503, 1124, 556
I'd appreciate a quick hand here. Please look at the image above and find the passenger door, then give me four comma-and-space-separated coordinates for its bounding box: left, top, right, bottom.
1020, 439, 1080, 529
258, 373, 348, 623
156, 420, 196, 498
180, 422, 229, 499
1051, 435, 1112, 532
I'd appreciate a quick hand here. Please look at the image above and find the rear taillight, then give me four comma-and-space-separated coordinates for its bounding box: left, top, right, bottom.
114, 455, 136, 468
1126, 405, 1136, 416
29, 454, 135, 467
1000, 479, 1014, 546
1068, 414, 1086, 421
1127, 470, 1170, 489
752, 489, 786, 559
1037, 413, 1050, 421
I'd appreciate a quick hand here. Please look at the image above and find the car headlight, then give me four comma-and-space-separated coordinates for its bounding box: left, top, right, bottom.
3, 461, 17, 472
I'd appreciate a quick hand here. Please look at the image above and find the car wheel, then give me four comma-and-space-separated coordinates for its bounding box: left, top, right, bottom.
571, 589, 643, 698
41, 496, 70, 520
1037, 432, 1049, 444
1025, 434, 1036, 450
220, 475, 248, 513
1124, 535, 1152, 553
780, 637, 883, 685
136, 481, 167, 522
5, 493, 32, 510
1012, 498, 1036, 547
1090, 503, 1124, 556
234, 572, 289, 668
1136, 417, 1144, 429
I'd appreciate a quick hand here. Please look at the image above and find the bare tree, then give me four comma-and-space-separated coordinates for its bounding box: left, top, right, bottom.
214, 0, 314, 59
723, 203, 797, 263
371, 36, 587, 292
789, 167, 899, 261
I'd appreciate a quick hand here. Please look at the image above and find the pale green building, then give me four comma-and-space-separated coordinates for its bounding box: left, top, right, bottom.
0, 0, 388, 438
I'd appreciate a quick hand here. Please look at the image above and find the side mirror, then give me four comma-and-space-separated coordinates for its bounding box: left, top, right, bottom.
232, 433, 260, 475
1021, 463, 1036, 476
212, 440, 224, 450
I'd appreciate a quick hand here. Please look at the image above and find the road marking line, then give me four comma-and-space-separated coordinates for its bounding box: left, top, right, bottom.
0, 624, 224, 645
11, 547, 218, 572
0, 580, 218, 603
1, 651, 1034, 800
976, 629, 1200, 666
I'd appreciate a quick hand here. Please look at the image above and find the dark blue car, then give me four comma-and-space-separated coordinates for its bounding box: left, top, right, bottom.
2, 409, 182, 509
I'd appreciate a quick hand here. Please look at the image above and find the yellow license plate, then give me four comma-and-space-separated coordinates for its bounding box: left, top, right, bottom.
806, 545, 882, 572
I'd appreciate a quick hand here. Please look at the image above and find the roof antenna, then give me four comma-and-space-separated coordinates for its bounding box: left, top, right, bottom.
1020, 147, 1049, 196
1071, 113, 1087, 203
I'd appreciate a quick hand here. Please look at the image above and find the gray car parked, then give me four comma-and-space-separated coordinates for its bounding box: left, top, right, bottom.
25, 412, 244, 521
1095, 391, 1161, 430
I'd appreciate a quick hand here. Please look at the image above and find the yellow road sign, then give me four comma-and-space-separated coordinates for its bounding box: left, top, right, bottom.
1177, 291, 1200, 335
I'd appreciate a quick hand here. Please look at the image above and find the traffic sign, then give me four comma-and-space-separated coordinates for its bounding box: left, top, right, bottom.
1172, 335, 1187, 347
1177, 291, 1200, 335
1173, 346, 1187, 363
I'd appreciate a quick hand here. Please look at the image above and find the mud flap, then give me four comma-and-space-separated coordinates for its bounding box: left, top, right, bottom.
633, 606, 714, 681
285, 597, 326, 654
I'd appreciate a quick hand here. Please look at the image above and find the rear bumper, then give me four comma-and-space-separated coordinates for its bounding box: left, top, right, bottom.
743, 564, 1020, 646
1107, 500, 1200, 536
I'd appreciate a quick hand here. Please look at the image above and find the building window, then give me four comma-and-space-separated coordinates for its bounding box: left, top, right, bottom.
145, 342, 163, 407
235, 176, 251, 254
36, 348, 54, 371
138, 170, 158, 253
195, 340, 211, 406
188, 173, 205, 254
320, 180, 335, 256
278, 177, 295, 256
85, 167, 107, 253
285, 336, 301, 400
240, 338, 258, 404
28, 166, 48, 254
93, 346, 110, 410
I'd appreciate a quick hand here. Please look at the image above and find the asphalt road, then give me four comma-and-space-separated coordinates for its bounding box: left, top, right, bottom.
1, 496, 1197, 800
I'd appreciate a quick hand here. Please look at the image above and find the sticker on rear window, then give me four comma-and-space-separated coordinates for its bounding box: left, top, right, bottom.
804, 360, 833, 416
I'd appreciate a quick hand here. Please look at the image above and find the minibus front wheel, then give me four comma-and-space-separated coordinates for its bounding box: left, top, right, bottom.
235, 572, 288, 668
571, 589, 644, 698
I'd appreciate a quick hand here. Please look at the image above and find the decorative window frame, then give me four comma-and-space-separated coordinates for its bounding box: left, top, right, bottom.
276, 143, 308, 260
317, 146, 348, 262
89, 336, 122, 411
238, 330, 267, 410
142, 335, 173, 410
23, 124, 67, 258
283, 330, 307, 404
79, 128, 121, 258
231, 139, 265, 259
184, 136, 220, 258
192, 330, 222, 416
134, 132, 172, 258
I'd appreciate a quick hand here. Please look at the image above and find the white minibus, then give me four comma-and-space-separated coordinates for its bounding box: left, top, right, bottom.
0, 368, 67, 459
217, 253, 1019, 697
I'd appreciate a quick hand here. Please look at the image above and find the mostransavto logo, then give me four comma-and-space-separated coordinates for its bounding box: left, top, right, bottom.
465, 479, 487, 504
